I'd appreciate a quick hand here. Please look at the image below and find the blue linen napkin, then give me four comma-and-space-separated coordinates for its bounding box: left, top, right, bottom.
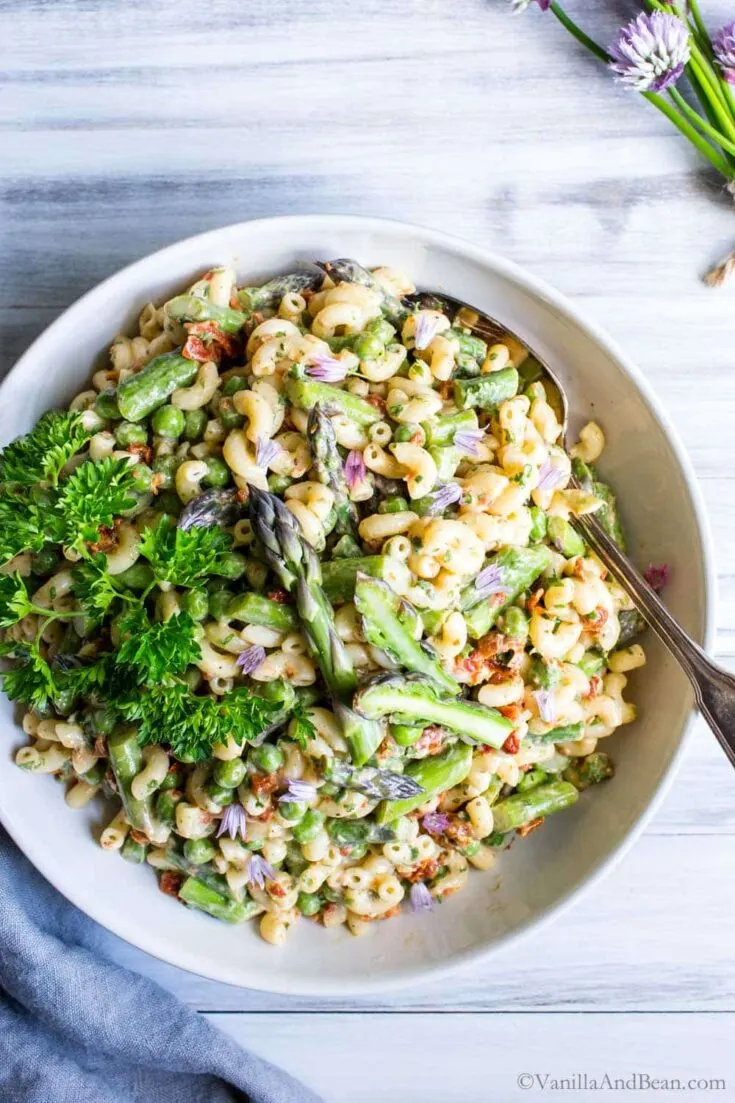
0, 827, 321, 1103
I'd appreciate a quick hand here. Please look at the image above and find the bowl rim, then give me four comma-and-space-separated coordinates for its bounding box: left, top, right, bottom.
0, 213, 717, 995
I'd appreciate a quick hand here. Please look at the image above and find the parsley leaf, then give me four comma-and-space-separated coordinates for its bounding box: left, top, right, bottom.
0, 411, 90, 487
138, 515, 233, 587
72, 554, 134, 625
0, 488, 63, 566
116, 608, 201, 686
0, 643, 57, 712
120, 682, 278, 762
0, 573, 36, 629
289, 699, 317, 750
57, 456, 137, 549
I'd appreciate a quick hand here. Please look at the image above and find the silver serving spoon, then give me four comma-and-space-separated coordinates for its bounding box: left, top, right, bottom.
413, 288, 735, 769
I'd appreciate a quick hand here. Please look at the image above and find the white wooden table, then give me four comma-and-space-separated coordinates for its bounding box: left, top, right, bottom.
3, 1, 735, 1098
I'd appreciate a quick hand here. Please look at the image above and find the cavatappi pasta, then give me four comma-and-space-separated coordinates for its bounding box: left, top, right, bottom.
2, 259, 647, 945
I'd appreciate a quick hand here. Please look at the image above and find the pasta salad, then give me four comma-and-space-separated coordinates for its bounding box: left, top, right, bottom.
0, 259, 647, 945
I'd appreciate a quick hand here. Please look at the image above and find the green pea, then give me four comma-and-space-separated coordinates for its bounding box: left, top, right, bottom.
130, 463, 153, 493
365, 317, 395, 344
81, 761, 106, 786
354, 332, 384, 361
487, 831, 507, 847
203, 456, 231, 488
156, 491, 182, 515
207, 589, 233, 619
183, 838, 217, 865
328, 819, 371, 848
116, 561, 154, 590
517, 768, 548, 793
268, 474, 295, 495
213, 551, 247, 580
183, 408, 208, 442
292, 808, 325, 845
297, 891, 323, 917
251, 743, 284, 774
285, 842, 309, 876
391, 723, 424, 746
31, 547, 60, 577
152, 453, 178, 489
348, 841, 369, 862
159, 767, 183, 792
121, 837, 148, 864
115, 421, 148, 447
279, 801, 306, 823
213, 758, 247, 789
180, 588, 209, 621
152, 404, 185, 439
95, 389, 121, 421
205, 783, 235, 808
392, 423, 422, 444
52, 688, 76, 716
222, 375, 248, 396
218, 397, 244, 430
378, 495, 409, 514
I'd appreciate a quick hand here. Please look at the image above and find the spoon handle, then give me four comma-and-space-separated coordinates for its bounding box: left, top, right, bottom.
571, 512, 735, 769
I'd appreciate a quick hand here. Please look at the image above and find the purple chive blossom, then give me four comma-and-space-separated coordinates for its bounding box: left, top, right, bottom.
278, 778, 317, 804
236, 645, 266, 675
216, 803, 248, 841
644, 562, 670, 592
533, 689, 556, 725
306, 353, 349, 382
475, 564, 510, 600
454, 429, 485, 457
409, 882, 434, 913
714, 22, 735, 84
511, 0, 550, 12
247, 852, 276, 890
536, 459, 567, 494
422, 811, 450, 835
413, 313, 441, 351
344, 449, 367, 490
428, 482, 462, 514
609, 12, 690, 93
256, 436, 281, 470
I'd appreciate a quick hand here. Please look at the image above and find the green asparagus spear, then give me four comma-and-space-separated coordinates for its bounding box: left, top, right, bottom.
178, 876, 260, 923
332, 701, 384, 768
534, 721, 584, 743
163, 839, 231, 894
572, 458, 626, 550
617, 609, 646, 646
286, 368, 381, 427
492, 779, 579, 834
423, 410, 479, 448
354, 573, 459, 694
453, 367, 519, 412
460, 546, 551, 614
225, 592, 299, 633
354, 674, 514, 748
308, 405, 359, 539
318, 258, 409, 326
116, 351, 199, 422
563, 752, 615, 790
547, 516, 585, 559
322, 555, 410, 603
375, 743, 473, 823
578, 650, 606, 677
237, 271, 320, 313
164, 295, 248, 333
248, 488, 357, 701
107, 727, 161, 840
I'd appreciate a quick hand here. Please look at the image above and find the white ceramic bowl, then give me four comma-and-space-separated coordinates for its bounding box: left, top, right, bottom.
0, 215, 715, 994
